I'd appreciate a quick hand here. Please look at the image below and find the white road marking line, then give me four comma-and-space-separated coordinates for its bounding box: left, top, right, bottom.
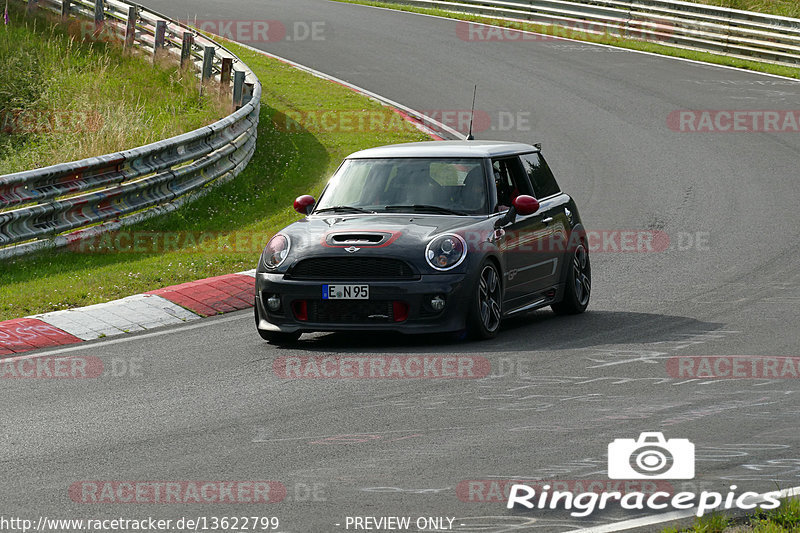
565, 486, 800, 533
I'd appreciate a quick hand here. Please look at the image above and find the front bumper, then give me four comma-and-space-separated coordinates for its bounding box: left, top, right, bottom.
255, 271, 473, 334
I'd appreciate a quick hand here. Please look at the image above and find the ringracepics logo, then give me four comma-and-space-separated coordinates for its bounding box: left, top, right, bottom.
608, 432, 694, 479
507, 433, 784, 517
458, 479, 674, 502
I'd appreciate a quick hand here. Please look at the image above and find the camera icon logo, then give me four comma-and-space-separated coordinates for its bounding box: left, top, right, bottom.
608, 432, 695, 479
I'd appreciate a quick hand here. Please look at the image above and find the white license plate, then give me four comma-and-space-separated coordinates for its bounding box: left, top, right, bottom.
322, 284, 369, 300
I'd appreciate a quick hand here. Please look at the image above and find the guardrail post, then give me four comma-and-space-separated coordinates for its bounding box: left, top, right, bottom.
153, 20, 166, 61
94, 0, 104, 34
243, 82, 254, 107
124, 5, 137, 48
181, 32, 194, 68
202, 46, 215, 81
232, 70, 245, 110
0, 0, 262, 258
220, 58, 233, 95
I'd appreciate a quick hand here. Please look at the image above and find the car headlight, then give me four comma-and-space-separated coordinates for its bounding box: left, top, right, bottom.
425, 233, 467, 271
262, 234, 291, 269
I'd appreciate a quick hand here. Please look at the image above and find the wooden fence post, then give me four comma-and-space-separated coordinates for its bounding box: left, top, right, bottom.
153, 20, 166, 62
124, 5, 137, 48
180, 32, 194, 68
233, 70, 245, 110
201, 46, 215, 81
220, 58, 233, 95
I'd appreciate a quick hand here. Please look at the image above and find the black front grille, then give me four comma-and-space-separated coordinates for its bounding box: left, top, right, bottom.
289, 258, 415, 280
309, 300, 394, 323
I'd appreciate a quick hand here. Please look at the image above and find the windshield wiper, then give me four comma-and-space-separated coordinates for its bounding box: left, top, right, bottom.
315, 205, 375, 214
383, 204, 469, 216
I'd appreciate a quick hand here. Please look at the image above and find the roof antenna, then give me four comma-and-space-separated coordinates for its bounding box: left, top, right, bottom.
466, 85, 477, 141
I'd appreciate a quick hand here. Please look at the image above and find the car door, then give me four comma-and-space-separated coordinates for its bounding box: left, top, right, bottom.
519, 151, 571, 290
492, 156, 556, 307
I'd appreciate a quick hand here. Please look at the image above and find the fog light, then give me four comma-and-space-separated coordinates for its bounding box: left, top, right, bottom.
430, 295, 446, 312
266, 294, 281, 312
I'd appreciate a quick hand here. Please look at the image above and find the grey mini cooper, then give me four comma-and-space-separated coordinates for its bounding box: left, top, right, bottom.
255, 140, 590, 342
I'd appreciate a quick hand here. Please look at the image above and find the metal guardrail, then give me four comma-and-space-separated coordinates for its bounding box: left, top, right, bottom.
381, 0, 800, 67
0, 0, 262, 259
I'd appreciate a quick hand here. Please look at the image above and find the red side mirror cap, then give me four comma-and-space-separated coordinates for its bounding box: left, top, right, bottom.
512, 195, 540, 216
293, 195, 316, 215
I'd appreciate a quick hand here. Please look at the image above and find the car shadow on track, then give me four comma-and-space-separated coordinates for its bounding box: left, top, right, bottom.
271, 310, 724, 355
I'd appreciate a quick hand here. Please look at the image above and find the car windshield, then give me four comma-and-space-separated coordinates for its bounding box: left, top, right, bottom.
314, 158, 488, 215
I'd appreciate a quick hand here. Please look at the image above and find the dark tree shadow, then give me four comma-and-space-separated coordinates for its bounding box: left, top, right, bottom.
277, 310, 724, 355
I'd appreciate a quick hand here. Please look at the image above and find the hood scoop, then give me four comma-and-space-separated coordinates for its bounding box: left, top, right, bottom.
325, 232, 396, 247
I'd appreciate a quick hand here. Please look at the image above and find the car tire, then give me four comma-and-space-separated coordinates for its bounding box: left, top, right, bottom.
467, 261, 503, 340
552, 241, 591, 315
255, 304, 301, 343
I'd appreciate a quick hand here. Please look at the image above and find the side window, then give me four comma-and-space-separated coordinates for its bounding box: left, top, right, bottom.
491, 157, 533, 212
520, 153, 560, 199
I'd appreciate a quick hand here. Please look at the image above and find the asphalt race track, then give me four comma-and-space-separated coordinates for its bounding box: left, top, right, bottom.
3, 1, 800, 531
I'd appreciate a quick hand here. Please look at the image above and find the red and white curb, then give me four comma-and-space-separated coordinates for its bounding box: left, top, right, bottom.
0, 270, 257, 356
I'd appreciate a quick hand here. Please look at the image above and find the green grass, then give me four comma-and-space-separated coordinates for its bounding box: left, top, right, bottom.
690, 0, 800, 19
0, 27, 429, 320
663, 513, 731, 533
662, 498, 800, 532
330, 0, 800, 79
0, 2, 228, 174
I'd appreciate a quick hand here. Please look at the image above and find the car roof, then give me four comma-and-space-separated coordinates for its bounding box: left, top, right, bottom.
346, 140, 540, 159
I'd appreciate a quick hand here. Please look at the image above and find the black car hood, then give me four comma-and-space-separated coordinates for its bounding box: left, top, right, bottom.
279, 213, 488, 257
